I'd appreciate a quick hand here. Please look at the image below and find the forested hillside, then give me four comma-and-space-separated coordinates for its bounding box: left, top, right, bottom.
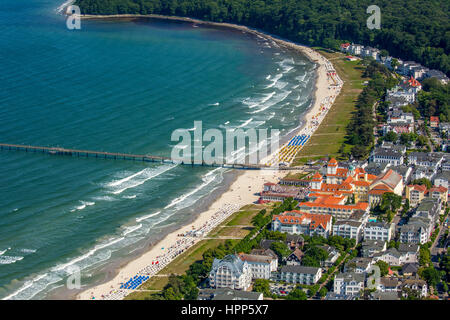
74, 0, 450, 75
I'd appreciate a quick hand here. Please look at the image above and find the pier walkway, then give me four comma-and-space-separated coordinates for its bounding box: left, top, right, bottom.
0, 143, 304, 170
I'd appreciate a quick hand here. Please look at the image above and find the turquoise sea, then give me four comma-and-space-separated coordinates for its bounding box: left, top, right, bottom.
0, 0, 316, 299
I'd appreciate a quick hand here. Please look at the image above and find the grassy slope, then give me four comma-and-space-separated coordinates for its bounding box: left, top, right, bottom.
292, 49, 366, 165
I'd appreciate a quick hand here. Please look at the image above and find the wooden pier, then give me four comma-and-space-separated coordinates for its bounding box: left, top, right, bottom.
0, 143, 303, 170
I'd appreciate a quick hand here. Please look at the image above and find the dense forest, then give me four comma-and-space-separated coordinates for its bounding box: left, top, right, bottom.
74, 0, 450, 75
417, 78, 450, 121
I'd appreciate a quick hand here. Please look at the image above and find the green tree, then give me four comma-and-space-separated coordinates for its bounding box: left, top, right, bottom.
253, 279, 270, 296
420, 267, 441, 287
385, 131, 398, 142
375, 260, 389, 277
411, 178, 432, 190
270, 241, 291, 262
419, 246, 431, 267
286, 287, 307, 300
319, 286, 328, 298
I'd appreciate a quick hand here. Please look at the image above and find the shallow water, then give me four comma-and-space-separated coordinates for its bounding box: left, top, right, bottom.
0, 0, 316, 299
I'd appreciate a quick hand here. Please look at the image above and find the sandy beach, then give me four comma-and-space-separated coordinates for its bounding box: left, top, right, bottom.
75, 14, 342, 300
77, 169, 290, 300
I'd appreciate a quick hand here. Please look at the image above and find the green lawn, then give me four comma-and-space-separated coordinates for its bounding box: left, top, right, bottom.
125, 203, 269, 300
283, 172, 311, 180
292, 49, 366, 165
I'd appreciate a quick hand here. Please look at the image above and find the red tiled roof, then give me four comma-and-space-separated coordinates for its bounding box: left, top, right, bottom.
328, 168, 349, 177
311, 172, 323, 181
372, 169, 402, 190
353, 180, 371, 187
430, 116, 439, 123
298, 199, 369, 211
408, 184, 427, 193
406, 76, 421, 87
272, 210, 332, 230
429, 186, 447, 193
328, 158, 338, 166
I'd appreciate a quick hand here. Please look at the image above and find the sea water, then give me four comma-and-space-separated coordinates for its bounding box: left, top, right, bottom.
0, 0, 316, 299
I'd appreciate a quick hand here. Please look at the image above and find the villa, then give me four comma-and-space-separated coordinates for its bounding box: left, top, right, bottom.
333, 272, 365, 296
364, 221, 393, 242
271, 210, 332, 238
238, 253, 278, 280
209, 254, 252, 290
279, 265, 322, 285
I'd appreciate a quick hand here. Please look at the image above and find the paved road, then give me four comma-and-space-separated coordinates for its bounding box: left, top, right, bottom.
431, 213, 448, 256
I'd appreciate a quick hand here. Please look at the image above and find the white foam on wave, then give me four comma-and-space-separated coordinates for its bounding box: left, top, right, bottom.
122, 224, 142, 236
226, 145, 247, 163
51, 236, 125, 272
108, 169, 147, 187
250, 90, 292, 114
279, 57, 295, 67
93, 195, 115, 202
164, 169, 220, 210
296, 73, 306, 82
0, 256, 24, 265
0, 249, 7, 256
1, 273, 51, 300
136, 211, 161, 222
123, 195, 137, 199
237, 118, 253, 128
151, 213, 173, 227
70, 201, 95, 212
56, 0, 74, 13
265, 73, 283, 89
110, 165, 177, 195
20, 249, 37, 254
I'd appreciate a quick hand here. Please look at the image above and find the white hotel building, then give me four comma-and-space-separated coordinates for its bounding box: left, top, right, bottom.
238, 253, 278, 280
209, 255, 252, 290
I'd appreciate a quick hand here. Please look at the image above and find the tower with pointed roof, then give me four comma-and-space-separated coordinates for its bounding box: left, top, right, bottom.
311, 172, 323, 190
327, 158, 338, 175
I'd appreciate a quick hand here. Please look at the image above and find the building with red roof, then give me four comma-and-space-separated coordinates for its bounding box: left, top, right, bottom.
340, 43, 351, 51
406, 184, 448, 206
272, 210, 332, 238
260, 183, 306, 202
406, 184, 428, 206
310, 159, 377, 203
428, 185, 448, 203
368, 169, 404, 207
430, 116, 440, 128
298, 194, 369, 220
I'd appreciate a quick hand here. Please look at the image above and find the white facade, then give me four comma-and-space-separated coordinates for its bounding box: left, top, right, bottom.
333, 272, 365, 295
332, 220, 363, 242
364, 222, 393, 242
209, 255, 252, 290
279, 266, 322, 285
271, 211, 332, 238
239, 254, 277, 280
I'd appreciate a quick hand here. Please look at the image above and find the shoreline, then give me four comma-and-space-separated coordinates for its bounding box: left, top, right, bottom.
78, 13, 341, 166
76, 169, 291, 300
69, 14, 342, 300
